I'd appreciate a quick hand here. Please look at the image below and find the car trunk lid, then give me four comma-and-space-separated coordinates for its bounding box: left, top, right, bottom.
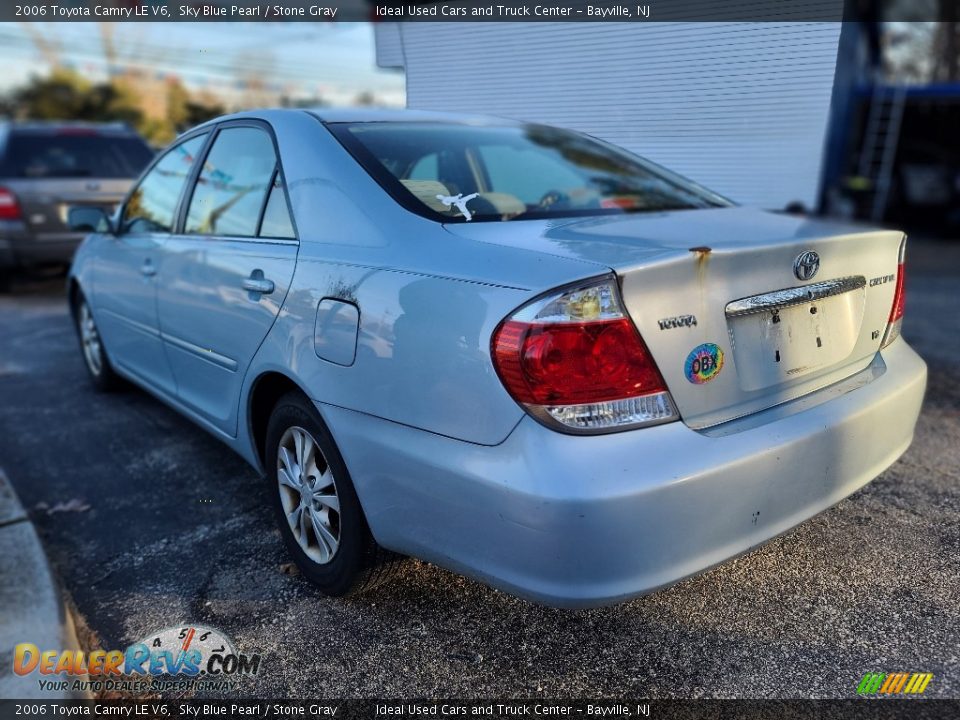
447, 207, 904, 429
3, 178, 130, 240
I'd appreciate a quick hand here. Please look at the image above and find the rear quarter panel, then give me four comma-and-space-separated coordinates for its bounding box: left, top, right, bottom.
241, 111, 609, 448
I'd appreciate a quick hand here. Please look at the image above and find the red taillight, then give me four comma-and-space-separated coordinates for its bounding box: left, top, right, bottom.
491, 277, 678, 433
881, 240, 906, 348
0, 187, 22, 221
889, 262, 905, 323
493, 317, 667, 405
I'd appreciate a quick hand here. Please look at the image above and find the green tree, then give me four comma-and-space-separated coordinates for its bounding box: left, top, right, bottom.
3, 68, 226, 145
7, 68, 143, 129
166, 79, 191, 136
182, 99, 225, 128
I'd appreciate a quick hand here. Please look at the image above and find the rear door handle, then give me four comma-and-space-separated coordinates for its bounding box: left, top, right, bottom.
140, 259, 156, 277
242, 275, 275, 295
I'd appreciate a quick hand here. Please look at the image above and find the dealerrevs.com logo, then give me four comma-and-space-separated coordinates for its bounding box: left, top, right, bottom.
857, 672, 934, 695
13, 625, 260, 694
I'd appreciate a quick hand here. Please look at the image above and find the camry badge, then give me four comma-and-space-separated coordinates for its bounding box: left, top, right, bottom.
794, 251, 820, 281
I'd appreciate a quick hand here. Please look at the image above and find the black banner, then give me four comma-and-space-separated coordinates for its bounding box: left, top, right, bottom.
1, 700, 959, 720
0, 0, 950, 23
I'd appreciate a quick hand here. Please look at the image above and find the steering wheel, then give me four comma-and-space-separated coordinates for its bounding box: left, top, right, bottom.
537, 189, 572, 210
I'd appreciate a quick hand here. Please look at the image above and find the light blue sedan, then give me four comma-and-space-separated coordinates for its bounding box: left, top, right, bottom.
67, 109, 926, 607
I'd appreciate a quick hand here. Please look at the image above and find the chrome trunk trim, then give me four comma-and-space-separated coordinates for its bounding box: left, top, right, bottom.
725, 276, 866, 318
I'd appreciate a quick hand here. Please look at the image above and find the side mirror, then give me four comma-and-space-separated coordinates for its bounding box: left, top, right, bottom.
68, 206, 113, 234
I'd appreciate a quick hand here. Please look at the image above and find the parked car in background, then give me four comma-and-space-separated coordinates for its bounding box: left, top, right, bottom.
67, 109, 926, 607
889, 140, 960, 232
0, 121, 153, 289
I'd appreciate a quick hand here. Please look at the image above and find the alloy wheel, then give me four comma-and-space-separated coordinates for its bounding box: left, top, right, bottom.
276, 426, 341, 564
79, 302, 103, 377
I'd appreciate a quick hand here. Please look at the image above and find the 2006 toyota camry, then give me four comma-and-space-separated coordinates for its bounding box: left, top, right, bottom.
67, 109, 927, 608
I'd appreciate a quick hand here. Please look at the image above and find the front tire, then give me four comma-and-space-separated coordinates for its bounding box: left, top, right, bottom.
75, 297, 120, 392
265, 392, 402, 596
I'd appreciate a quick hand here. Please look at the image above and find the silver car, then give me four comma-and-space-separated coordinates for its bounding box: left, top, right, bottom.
0, 121, 153, 288
67, 109, 927, 607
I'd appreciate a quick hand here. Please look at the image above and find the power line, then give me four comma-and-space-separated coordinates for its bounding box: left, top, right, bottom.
0, 23, 374, 80
0, 30, 368, 76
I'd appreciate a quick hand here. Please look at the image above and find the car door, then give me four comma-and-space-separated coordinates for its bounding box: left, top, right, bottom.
92, 133, 208, 395
155, 122, 298, 436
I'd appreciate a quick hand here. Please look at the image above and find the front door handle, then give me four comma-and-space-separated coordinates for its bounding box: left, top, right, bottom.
140, 259, 156, 277
242, 270, 274, 296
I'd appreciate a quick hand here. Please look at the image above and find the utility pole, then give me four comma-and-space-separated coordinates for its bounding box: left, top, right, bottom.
99, 23, 117, 76
19, 23, 60, 68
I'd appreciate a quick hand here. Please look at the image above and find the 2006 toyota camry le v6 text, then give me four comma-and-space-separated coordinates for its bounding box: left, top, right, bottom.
66, 109, 927, 608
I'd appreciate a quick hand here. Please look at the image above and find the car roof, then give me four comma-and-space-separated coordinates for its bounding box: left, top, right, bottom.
192, 107, 521, 130
307, 107, 519, 125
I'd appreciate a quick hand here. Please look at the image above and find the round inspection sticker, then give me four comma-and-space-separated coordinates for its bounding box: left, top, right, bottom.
684, 343, 724, 384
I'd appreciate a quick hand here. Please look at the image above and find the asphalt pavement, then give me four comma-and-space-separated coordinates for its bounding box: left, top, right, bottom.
0, 237, 957, 699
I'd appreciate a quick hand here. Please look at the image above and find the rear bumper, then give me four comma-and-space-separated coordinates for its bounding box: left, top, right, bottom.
0, 222, 82, 268
322, 340, 927, 608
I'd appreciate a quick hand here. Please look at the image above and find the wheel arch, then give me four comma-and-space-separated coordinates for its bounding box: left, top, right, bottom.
247, 370, 314, 472
67, 276, 82, 321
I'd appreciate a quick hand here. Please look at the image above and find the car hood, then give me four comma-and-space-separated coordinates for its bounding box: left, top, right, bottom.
443, 206, 880, 272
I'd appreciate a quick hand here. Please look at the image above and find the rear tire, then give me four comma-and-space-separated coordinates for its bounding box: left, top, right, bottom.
75, 296, 120, 392
265, 392, 403, 596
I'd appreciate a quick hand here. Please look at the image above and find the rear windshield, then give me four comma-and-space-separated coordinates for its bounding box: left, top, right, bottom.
0, 132, 154, 179
329, 122, 730, 223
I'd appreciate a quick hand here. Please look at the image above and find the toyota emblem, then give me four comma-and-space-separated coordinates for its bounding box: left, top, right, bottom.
793, 251, 820, 281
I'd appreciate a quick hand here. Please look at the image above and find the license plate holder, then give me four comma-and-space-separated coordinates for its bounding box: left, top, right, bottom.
726, 279, 866, 391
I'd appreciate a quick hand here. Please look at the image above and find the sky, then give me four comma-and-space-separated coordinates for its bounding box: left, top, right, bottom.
0, 22, 406, 107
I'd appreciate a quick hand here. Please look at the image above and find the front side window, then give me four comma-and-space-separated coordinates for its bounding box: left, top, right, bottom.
185, 127, 277, 237
330, 122, 730, 223
123, 134, 206, 234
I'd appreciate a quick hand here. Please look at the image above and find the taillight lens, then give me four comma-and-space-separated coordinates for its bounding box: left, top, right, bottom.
881, 239, 907, 348
492, 277, 679, 434
0, 187, 22, 221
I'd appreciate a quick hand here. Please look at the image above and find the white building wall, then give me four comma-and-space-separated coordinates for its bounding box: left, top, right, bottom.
376, 21, 843, 210
374, 22, 405, 69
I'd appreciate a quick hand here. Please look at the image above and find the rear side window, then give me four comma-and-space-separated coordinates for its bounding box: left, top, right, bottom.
1, 132, 153, 179
185, 127, 277, 237
123, 134, 207, 234
259, 174, 296, 239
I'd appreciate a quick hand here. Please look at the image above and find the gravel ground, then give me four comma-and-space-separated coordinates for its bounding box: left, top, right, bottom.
0, 237, 957, 699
